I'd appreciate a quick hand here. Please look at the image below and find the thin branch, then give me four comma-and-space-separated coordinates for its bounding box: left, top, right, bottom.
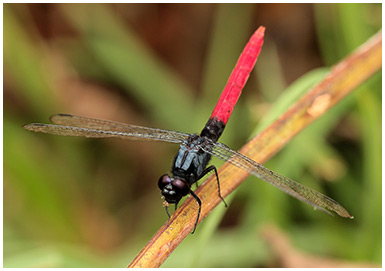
128, 30, 381, 268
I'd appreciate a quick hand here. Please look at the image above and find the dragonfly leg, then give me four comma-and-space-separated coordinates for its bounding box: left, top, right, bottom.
164, 205, 171, 225
189, 189, 202, 234
199, 165, 228, 207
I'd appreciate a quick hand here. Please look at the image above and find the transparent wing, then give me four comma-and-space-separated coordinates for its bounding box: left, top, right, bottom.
204, 141, 352, 218
23, 113, 190, 144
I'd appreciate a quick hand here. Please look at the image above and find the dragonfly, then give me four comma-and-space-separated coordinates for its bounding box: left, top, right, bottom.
23, 26, 352, 233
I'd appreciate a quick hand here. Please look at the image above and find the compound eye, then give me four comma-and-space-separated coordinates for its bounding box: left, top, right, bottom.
158, 174, 171, 189
172, 179, 189, 196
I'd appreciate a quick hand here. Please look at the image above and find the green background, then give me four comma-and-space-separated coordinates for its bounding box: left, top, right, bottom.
4, 3, 381, 267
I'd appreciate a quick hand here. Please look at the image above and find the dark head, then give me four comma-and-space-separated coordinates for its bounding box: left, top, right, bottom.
158, 174, 190, 204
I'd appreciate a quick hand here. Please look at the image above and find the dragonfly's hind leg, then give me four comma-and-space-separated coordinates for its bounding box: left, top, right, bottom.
189, 189, 202, 234
199, 165, 228, 207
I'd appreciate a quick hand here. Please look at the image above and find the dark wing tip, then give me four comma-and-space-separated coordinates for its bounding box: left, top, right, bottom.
342, 211, 354, 219
320, 194, 353, 219
333, 205, 354, 219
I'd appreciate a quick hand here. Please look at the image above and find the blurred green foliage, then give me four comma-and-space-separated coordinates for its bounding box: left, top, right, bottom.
4, 3, 381, 267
